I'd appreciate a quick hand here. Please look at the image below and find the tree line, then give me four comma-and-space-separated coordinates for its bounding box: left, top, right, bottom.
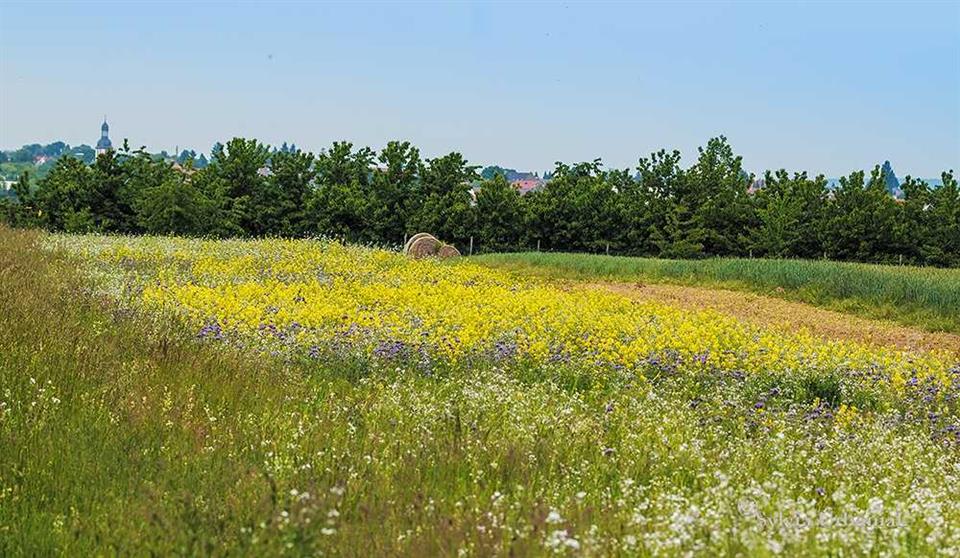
1, 136, 957, 266
1, 142, 96, 166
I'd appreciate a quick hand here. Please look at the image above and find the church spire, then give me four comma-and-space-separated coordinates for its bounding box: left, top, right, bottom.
96, 117, 113, 155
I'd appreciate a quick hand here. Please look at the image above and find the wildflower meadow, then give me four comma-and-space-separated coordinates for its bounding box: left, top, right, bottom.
2, 230, 959, 555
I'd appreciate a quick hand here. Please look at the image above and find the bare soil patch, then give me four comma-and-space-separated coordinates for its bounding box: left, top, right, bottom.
581, 281, 960, 355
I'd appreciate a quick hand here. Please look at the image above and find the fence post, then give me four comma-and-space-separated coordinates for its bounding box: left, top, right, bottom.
469, 236, 473, 256
605, 242, 609, 255
537, 239, 541, 252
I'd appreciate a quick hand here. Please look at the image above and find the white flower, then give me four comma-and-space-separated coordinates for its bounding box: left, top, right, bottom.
546, 510, 563, 524
832, 488, 845, 503
545, 529, 568, 549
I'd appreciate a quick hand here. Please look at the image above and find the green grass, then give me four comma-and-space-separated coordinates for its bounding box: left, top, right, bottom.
3, 228, 960, 555
473, 252, 960, 334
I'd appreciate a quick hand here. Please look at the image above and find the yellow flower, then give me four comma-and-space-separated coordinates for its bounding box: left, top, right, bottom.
50, 234, 954, 393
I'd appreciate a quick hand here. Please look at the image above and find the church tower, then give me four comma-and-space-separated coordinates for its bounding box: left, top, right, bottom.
96, 119, 113, 156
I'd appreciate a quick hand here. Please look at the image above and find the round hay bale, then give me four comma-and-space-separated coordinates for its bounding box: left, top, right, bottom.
407, 236, 442, 259
404, 232, 436, 254
437, 244, 461, 259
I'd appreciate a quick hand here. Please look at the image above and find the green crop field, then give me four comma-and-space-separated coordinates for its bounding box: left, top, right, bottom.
474, 252, 960, 334
3, 228, 960, 556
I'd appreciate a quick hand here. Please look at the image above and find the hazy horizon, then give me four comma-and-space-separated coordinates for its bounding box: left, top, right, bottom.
1, 1, 958, 177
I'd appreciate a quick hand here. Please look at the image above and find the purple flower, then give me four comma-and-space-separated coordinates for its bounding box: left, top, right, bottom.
197, 321, 224, 340
548, 349, 571, 364
645, 352, 679, 374
373, 340, 407, 360
493, 340, 518, 361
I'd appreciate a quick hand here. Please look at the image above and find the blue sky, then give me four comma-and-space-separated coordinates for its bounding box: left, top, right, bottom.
1, 1, 957, 176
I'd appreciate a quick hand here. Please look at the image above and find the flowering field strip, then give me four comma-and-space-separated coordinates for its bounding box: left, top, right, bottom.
49, 235, 953, 392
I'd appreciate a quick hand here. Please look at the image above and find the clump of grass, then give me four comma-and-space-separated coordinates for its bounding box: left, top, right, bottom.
474, 252, 960, 333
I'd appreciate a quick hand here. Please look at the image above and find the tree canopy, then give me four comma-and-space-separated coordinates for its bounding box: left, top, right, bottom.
2, 136, 956, 267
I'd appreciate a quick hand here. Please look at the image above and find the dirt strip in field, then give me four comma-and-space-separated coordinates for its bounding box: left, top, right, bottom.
578, 281, 960, 356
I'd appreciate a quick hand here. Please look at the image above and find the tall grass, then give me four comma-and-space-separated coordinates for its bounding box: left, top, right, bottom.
474, 252, 960, 334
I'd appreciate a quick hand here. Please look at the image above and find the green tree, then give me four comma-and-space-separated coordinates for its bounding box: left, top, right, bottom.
899, 174, 933, 264
90, 149, 140, 232
207, 138, 271, 235
32, 156, 96, 231
684, 137, 754, 256
524, 160, 618, 252
266, 148, 316, 237
368, 141, 420, 245
623, 150, 688, 256
136, 171, 208, 235
309, 142, 374, 241
929, 171, 960, 266
651, 202, 705, 259
901, 171, 960, 266
474, 174, 523, 252
751, 190, 801, 258
189, 167, 245, 238
749, 170, 827, 258
0, 172, 37, 227
822, 166, 900, 263
407, 152, 478, 247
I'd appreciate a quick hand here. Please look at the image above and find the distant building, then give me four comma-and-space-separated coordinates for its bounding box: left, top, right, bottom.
170, 162, 197, 176
511, 178, 543, 195
95, 119, 113, 156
